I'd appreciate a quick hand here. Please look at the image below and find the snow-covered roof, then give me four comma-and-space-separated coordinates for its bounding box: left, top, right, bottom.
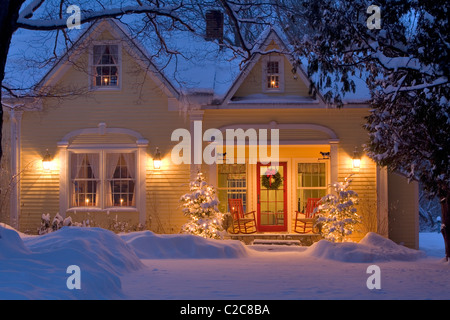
4, 17, 371, 106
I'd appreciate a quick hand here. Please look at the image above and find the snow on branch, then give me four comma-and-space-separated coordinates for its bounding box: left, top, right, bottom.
369, 43, 439, 76
17, 4, 193, 31
384, 76, 448, 95
19, 0, 46, 19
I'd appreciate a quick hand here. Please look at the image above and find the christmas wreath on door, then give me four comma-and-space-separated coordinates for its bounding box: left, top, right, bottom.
262, 168, 283, 190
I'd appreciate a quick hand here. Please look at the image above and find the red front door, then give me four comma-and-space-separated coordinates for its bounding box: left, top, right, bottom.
257, 162, 287, 232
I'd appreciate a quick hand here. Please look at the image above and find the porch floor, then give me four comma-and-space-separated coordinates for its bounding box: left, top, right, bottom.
227, 233, 322, 246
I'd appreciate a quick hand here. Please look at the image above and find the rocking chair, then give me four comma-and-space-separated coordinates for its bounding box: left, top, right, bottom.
228, 198, 257, 234
294, 198, 321, 234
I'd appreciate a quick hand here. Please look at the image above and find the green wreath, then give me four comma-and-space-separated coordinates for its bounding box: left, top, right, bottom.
262, 171, 283, 190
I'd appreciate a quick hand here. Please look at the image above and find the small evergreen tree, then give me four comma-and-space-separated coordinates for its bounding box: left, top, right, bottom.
316, 176, 361, 242
180, 171, 224, 239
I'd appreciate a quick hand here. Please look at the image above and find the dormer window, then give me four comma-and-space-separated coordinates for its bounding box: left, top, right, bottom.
92, 44, 120, 88
267, 61, 280, 89
263, 56, 284, 92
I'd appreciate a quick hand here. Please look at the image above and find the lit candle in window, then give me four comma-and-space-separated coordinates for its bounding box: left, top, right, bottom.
85, 198, 90, 206
120, 199, 124, 206
104, 77, 109, 85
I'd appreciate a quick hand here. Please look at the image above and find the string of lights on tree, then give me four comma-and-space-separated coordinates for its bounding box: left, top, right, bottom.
180, 171, 224, 239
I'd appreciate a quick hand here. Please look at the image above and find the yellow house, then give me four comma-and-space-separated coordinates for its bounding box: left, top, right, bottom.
1, 18, 419, 248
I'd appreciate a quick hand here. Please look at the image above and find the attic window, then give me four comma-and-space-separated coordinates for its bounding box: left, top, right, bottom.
92, 44, 120, 88
267, 61, 280, 89
263, 56, 284, 92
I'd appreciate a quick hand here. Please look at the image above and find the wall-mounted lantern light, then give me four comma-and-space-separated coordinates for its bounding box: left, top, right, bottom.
42, 149, 52, 171
153, 147, 161, 169
352, 147, 361, 169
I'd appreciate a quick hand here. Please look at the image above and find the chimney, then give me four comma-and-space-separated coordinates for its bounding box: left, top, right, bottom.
205, 10, 224, 43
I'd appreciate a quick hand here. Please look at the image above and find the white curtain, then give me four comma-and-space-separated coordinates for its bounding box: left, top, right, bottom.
93, 45, 118, 65
105, 153, 120, 207
71, 153, 86, 206
122, 153, 136, 206
87, 154, 100, 206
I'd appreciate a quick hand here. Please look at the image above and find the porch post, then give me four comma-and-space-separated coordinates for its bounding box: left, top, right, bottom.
189, 110, 204, 179
329, 140, 339, 189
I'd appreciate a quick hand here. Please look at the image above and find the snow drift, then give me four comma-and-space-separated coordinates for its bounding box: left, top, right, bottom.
0, 226, 431, 300
306, 232, 425, 262
0, 226, 249, 299
120, 231, 249, 259
0, 226, 144, 299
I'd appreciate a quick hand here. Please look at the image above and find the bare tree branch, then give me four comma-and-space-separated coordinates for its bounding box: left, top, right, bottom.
17, 4, 195, 32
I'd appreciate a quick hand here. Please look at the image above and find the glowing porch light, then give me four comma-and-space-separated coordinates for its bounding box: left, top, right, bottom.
42, 149, 52, 171
153, 147, 162, 169
352, 147, 361, 169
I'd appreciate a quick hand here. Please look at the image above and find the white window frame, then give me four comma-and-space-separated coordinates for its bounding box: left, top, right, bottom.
293, 159, 330, 213
262, 55, 285, 93
70, 152, 101, 208
68, 148, 138, 210
89, 41, 122, 91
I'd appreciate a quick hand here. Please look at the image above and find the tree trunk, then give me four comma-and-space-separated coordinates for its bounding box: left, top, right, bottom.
441, 192, 450, 261
0, 0, 25, 161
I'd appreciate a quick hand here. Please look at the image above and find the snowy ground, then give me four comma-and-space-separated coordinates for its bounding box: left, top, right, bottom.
0, 224, 449, 300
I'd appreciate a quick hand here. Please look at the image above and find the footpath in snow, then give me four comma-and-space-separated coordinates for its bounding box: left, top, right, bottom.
0, 225, 448, 300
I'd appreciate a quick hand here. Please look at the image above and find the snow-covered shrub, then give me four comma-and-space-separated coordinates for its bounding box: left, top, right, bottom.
107, 218, 144, 234
38, 213, 89, 235
316, 176, 361, 242
180, 171, 224, 239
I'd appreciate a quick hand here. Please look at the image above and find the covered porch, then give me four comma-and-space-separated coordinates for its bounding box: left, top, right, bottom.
213, 144, 339, 235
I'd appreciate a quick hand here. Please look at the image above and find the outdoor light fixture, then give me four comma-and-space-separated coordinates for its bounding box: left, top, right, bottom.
319, 152, 330, 160
153, 147, 161, 169
352, 147, 361, 169
42, 149, 52, 171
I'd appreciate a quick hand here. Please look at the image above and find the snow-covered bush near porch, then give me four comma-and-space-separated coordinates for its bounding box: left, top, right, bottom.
38, 213, 89, 235
316, 176, 361, 242
180, 171, 224, 239
37, 212, 145, 235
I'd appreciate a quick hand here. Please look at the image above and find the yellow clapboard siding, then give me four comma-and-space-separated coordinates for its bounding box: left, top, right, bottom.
234, 47, 310, 98
15, 36, 190, 233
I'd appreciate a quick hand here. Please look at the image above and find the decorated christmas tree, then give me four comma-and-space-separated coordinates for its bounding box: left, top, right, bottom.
316, 176, 360, 242
180, 171, 224, 239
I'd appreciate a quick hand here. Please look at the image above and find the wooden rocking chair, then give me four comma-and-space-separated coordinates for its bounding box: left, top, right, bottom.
294, 198, 321, 234
228, 198, 257, 234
